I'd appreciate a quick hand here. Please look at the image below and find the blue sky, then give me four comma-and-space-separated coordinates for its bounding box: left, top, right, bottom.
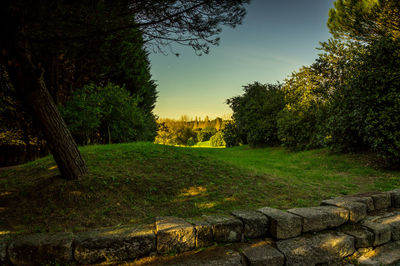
149, 0, 335, 119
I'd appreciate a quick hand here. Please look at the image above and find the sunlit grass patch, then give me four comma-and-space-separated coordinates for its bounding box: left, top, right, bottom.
0, 142, 399, 235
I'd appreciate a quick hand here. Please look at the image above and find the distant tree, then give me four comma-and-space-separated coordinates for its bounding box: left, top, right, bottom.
215, 117, 223, 131
197, 127, 217, 142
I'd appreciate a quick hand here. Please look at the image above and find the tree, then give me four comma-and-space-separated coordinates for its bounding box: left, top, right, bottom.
0, 0, 249, 179
222, 121, 242, 147
328, 0, 400, 42
227, 82, 285, 147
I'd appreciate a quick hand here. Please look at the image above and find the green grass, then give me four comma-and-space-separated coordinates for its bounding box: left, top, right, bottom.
1, 142, 399, 235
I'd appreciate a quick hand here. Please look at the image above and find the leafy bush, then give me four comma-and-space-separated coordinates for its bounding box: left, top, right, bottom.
210, 131, 226, 147
227, 82, 285, 147
61, 83, 149, 145
187, 137, 196, 146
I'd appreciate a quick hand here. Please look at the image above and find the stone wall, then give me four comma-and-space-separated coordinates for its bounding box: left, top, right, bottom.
1, 189, 400, 265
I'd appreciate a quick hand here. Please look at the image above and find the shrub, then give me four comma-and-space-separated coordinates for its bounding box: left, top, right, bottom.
210, 131, 226, 147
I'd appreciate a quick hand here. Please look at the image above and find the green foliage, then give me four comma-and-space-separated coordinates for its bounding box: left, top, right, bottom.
277, 66, 327, 150
101, 29, 158, 141
222, 121, 241, 147
329, 37, 400, 166
227, 82, 285, 147
61, 83, 149, 145
277, 39, 366, 151
328, 0, 400, 42
154, 119, 198, 146
197, 127, 217, 142
186, 137, 196, 147
175, 126, 197, 146
210, 131, 226, 147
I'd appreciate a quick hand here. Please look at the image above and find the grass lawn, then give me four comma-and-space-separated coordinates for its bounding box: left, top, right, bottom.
1, 142, 399, 235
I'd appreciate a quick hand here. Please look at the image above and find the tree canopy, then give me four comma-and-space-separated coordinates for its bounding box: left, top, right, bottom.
328, 0, 400, 42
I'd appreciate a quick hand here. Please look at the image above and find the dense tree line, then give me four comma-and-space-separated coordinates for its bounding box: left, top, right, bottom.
155, 116, 226, 146
226, 0, 400, 168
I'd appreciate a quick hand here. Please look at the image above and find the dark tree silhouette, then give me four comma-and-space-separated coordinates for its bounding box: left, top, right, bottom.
0, 0, 249, 179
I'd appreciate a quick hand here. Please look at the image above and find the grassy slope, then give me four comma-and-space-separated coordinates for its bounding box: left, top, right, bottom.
1, 142, 399, 235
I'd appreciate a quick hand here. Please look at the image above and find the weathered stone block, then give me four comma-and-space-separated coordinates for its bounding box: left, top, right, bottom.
204, 215, 243, 243
276, 232, 355, 266
162, 246, 243, 265
347, 196, 375, 212
8, 232, 74, 265
231, 210, 269, 239
374, 211, 400, 241
288, 206, 349, 233
156, 217, 195, 254
362, 221, 391, 246
242, 241, 284, 266
339, 224, 374, 248
74, 225, 156, 264
257, 207, 302, 239
371, 192, 391, 210
321, 198, 367, 223
357, 241, 400, 266
186, 218, 214, 248
389, 189, 400, 208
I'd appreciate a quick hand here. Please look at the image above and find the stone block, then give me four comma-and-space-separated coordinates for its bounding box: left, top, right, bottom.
74, 225, 156, 264
204, 215, 243, 243
374, 211, 400, 241
257, 207, 302, 239
389, 189, 400, 208
231, 210, 269, 239
276, 232, 355, 266
371, 192, 391, 210
321, 198, 367, 223
347, 196, 375, 212
357, 241, 400, 266
339, 224, 374, 248
8, 232, 74, 265
288, 206, 349, 233
186, 218, 214, 248
362, 221, 391, 246
242, 241, 284, 266
163, 246, 243, 265
156, 217, 195, 254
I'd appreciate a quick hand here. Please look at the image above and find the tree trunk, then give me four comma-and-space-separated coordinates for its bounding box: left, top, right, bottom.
4, 53, 88, 180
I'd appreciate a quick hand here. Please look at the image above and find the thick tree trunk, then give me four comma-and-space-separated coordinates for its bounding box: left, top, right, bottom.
5, 53, 88, 180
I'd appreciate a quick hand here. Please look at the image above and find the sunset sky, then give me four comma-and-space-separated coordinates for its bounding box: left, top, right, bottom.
150, 0, 335, 119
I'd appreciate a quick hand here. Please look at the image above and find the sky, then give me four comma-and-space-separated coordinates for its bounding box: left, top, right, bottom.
149, 0, 335, 119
